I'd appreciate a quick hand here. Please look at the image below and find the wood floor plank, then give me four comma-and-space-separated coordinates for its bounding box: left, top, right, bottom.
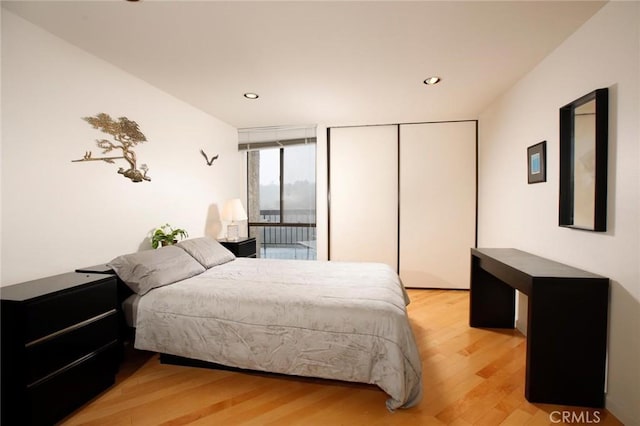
500, 408, 534, 425
60, 289, 622, 425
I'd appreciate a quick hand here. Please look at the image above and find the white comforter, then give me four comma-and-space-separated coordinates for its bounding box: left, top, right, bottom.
134, 258, 422, 410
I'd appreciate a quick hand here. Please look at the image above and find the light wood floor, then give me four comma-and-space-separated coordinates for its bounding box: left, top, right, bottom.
61, 289, 622, 425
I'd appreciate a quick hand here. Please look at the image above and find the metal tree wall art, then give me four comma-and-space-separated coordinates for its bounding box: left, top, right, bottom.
73, 113, 151, 182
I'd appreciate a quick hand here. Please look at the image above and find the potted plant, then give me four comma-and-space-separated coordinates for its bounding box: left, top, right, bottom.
151, 224, 188, 249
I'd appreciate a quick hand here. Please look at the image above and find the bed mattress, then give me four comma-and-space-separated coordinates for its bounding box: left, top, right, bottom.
122, 293, 140, 328
133, 257, 422, 410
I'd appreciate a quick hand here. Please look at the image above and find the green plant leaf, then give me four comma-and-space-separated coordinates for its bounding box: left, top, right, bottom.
150, 223, 188, 249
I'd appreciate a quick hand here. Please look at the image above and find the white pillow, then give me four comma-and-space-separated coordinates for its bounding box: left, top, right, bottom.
109, 246, 205, 295
177, 237, 236, 269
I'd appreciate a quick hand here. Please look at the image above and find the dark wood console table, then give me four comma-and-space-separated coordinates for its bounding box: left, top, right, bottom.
470, 248, 609, 407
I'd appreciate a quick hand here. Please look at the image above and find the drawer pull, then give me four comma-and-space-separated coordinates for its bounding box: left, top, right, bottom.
27, 340, 117, 389
26, 309, 117, 348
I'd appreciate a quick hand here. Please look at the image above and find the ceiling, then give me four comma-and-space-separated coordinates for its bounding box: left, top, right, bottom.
2, 1, 606, 129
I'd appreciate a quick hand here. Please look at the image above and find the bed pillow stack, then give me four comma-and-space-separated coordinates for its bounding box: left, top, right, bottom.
110, 237, 236, 295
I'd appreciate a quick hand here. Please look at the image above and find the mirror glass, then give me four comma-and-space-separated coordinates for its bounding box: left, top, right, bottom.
572, 100, 596, 228
559, 88, 608, 232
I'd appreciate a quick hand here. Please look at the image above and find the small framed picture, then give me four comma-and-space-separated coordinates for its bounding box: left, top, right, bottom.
527, 141, 547, 184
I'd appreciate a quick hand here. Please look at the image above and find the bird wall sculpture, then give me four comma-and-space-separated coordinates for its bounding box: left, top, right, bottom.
200, 149, 219, 166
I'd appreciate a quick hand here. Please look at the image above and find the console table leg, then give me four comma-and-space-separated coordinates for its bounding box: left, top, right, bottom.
470, 258, 516, 328
525, 283, 608, 407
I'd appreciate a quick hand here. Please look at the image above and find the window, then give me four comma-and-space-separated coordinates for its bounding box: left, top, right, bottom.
243, 127, 317, 260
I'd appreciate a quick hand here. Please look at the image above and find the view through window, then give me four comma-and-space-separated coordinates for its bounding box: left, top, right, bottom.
247, 141, 316, 260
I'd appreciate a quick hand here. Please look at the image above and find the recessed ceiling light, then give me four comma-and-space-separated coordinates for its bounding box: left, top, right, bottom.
244, 93, 259, 99
423, 76, 441, 86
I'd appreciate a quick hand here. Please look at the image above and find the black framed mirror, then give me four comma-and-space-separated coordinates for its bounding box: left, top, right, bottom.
559, 88, 608, 232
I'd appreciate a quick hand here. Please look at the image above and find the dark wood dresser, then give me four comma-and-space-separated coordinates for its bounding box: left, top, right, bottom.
1, 272, 120, 425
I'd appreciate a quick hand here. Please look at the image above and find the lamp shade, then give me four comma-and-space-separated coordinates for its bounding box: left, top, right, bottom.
222, 198, 248, 222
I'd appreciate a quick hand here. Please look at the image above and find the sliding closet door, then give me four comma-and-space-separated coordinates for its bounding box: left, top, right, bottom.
399, 121, 476, 289
329, 126, 398, 270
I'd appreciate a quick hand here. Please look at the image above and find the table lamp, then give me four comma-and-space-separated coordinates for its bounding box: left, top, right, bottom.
222, 198, 248, 241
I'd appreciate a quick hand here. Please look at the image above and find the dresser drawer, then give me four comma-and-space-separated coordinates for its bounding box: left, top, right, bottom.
236, 240, 257, 257
25, 311, 118, 384
24, 277, 116, 343
220, 238, 257, 258
27, 342, 119, 425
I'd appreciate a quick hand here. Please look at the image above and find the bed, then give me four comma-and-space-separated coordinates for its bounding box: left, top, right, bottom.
110, 237, 423, 411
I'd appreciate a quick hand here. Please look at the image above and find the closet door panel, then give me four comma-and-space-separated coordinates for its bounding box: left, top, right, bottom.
329, 126, 398, 270
399, 121, 476, 289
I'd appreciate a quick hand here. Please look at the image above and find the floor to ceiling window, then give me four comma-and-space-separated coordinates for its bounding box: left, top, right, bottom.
241, 126, 317, 260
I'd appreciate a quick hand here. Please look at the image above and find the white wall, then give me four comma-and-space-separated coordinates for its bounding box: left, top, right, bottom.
478, 3, 639, 424
1, 10, 242, 286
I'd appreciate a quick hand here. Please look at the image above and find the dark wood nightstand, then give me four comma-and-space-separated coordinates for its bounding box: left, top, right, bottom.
219, 237, 257, 258
76, 264, 134, 344
76, 263, 115, 274
1, 272, 120, 425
